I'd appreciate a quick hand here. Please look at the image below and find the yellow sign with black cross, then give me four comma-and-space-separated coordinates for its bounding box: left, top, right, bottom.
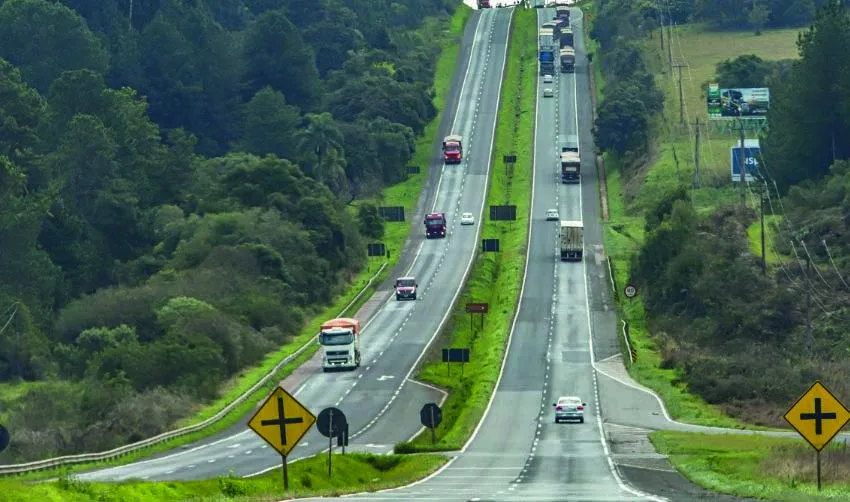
247, 385, 316, 457
784, 380, 850, 452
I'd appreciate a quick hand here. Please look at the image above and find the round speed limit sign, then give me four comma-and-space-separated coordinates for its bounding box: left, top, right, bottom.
624, 283, 637, 299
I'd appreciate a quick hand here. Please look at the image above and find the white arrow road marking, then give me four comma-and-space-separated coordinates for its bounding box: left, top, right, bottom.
227, 443, 241, 449
377, 375, 395, 381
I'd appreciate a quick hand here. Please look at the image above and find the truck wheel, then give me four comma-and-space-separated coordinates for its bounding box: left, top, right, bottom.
322, 367, 329, 373
412, 293, 417, 300
396, 294, 401, 301
355, 351, 361, 368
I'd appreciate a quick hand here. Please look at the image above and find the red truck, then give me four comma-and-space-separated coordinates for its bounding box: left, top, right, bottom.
424, 212, 447, 239
442, 135, 463, 164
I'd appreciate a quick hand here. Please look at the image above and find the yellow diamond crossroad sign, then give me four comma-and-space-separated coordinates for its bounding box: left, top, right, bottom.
247, 385, 316, 457
784, 380, 850, 452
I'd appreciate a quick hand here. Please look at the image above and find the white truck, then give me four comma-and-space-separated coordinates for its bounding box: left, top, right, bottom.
319, 317, 361, 371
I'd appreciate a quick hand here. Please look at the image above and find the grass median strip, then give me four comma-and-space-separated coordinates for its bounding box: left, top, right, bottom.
4, 453, 448, 501
651, 430, 850, 500
15, 5, 473, 481
395, 6, 535, 453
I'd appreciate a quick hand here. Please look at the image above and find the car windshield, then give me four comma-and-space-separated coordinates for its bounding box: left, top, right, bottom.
559, 398, 581, 406
320, 331, 354, 346
397, 279, 415, 288
426, 218, 444, 225
445, 144, 460, 152
463, 213, 473, 218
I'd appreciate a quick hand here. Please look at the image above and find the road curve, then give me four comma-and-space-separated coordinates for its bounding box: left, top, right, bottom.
76, 7, 514, 483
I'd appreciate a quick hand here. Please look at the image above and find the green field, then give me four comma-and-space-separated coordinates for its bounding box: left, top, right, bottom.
8, 5, 474, 480
1, 453, 447, 502
652, 431, 850, 500
591, 14, 803, 430
396, 6, 535, 452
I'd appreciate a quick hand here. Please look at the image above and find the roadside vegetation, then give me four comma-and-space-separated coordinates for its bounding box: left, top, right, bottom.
0, 0, 473, 464
1, 453, 447, 502
651, 431, 850, 500
395, 6, 536, 453
590, 0, 850, 433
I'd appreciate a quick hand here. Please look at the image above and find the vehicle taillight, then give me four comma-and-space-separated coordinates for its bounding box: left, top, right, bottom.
577, 405, 584, 410
555, 406, 563, 411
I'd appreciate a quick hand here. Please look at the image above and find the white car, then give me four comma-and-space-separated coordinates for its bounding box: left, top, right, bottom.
545, 208, 559, 221
543, 88, 554, 98
460, 212, 475, 225
543, 74, 553, 84
553, 396, 585, 423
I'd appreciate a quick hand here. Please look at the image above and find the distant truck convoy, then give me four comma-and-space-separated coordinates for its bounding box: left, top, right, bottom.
560, 47, 575, 73
560, 220, 584, 261
424, 212, 447, 239
477, 0, 491, 7
442, 135, 463, 164
319, 317, 361, 371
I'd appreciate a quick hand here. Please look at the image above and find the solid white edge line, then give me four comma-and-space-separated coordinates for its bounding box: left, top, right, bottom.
572, 8, 667, 501
246, 7, 501, 480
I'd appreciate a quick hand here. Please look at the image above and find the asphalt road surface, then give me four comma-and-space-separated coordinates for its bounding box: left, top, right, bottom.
293, 6, 762, 502
76, 6, 514, 483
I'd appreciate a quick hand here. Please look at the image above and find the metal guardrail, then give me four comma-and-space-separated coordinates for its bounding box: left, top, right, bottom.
0, 261, 389, 476
622, 320, 636, 364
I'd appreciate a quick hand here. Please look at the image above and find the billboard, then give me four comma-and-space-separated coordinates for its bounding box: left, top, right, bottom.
707, 84, 770, 119
730, 139, 760, 183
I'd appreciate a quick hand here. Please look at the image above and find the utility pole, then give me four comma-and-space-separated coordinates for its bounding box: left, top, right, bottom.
667, 23, 674, 69
760, 191, 766, 275
693, 117, 701, 188
805, 253, 813, 355
739, 121, 747, 206
673, 62, 688, 126
672, 146, 681, 184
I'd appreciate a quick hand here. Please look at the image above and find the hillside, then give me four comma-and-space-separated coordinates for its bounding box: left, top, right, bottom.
0, 0, 466, 461
592, 0, 850, 427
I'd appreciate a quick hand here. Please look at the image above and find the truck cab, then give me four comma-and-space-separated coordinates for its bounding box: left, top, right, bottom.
319, 318, 361, 371
424, 212, 447, 239
394, 276, 418, 301
442, 135, 463, 164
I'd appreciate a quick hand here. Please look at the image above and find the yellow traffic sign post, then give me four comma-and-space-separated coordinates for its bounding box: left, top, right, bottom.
784, 380, 850, 490
247, 385, 317, 491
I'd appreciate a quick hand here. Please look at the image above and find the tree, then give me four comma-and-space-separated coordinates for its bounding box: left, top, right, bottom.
593, 82, 651, 156
0, 0, 109, 94
749, 1, 771, 35
239, 87, 301, 160
295, 113, 345, 178
762, 1, 850, 190
242, 9, 320, 109
715, 55, 774, 88
0, 59, 45, 166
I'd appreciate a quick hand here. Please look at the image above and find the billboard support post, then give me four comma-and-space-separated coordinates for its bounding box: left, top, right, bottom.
693, 117, 701, 188
739, 121, 746, 206
673, 62, 687, 125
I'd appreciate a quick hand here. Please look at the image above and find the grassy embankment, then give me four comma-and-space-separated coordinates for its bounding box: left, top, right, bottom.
1, 453, 447, 502
651, 431, 850, 500
396, 6, 536, 452
587, 11, 801, 429
11, 5, 473, 481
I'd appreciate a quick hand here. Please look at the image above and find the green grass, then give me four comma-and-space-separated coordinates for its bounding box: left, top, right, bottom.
8, 5, 474, 481
395, 6, 535, 453
2, 453, 448, 501
651, 430, 850, 500
590, 18, 805, 429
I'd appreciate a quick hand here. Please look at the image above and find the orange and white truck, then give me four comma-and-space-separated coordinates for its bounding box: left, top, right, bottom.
319, 317, 361, 371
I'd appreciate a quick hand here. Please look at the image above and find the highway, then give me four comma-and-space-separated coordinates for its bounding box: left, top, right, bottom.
294, 6, 661, 502
76, 6, 514, 483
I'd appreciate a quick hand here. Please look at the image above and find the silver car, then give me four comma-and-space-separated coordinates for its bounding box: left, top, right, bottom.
545, 208, 559, 221
543, 74, 553, 84
553, 396, 585, 423
543, 88, 554, 98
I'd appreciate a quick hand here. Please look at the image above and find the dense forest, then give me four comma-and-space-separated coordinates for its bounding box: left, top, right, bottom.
593, 0, 850, 425
0, 0, 460, 461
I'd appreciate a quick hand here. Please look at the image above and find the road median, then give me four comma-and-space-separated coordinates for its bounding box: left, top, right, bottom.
2, 453, 448, 502
395, 5, 535, 454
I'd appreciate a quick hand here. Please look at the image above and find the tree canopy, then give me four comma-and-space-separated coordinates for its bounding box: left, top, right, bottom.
0, 0, 460, 461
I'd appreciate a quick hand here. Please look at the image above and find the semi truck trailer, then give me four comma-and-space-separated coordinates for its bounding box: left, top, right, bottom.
559, 220, 584, 261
